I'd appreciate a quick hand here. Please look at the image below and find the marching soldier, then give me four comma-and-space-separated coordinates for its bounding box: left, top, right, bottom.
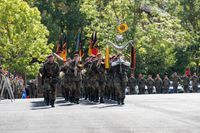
138, 74, 146, 94
82, 57, 90, 100
69, 53, 82, 104
181, 74, 190, 93
41, 54, 60, 107
155, 74, 163, 94
162, 75, 170, 93
96, 53, 106, 103
128, 73, 137, 94
113, 54, 128, 105
146, 75, 154, 94
91, 55, 100, 102
87, 55, 97, 102
60, 58, 72, 102
191, 73, 199, 93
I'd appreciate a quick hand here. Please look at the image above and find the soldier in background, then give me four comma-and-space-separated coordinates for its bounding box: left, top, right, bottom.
155, 74, 163, 94
42, 54, 60, 107
191, 73, 199, 93
181, 74, 190, 93
172, 72, 180, 93
128, 73, 137, 94
146, 75, 154, 94
138, 74, 146, 94
162, 74, 170, 93
29, 79, 37, 98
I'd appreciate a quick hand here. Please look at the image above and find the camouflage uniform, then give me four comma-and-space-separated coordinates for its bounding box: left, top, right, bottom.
83, 60, 92, 100
105, 68, 114, 100
172, 74, 180, 93
90, 60, 100, 102
155, 78, 163, 94
97, 63, 106, 103
146, 77, 154, 94
113, 64, 128, 105
42, 61, 59, 107
29, 81, 37, 98
181, 75, 190, 93
191, 75, 199, 93
162, 77, 170, 93
128, 76, 137, 94
138, 77, 146, 94
69, 61, 81, 104
60, 63, 71, 102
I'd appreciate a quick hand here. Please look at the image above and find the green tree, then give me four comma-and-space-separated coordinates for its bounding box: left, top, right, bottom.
80, 0, 190, 75
0, 0, 52, 77
27, 0, 88, 56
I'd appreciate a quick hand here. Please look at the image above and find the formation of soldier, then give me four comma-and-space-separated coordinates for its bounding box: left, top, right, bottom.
40, 52, 129, 107
128, 72, 199, 94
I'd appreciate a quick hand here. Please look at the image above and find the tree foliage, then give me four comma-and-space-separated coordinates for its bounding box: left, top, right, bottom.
80, 0, 191, 75
1, 0, 199, 76
0, 0, 52, 77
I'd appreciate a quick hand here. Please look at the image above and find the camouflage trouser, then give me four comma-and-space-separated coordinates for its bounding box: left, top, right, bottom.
163, 87, 169, 93
139, 86, 145, 94
99, 82, 105, 98
129, 87, 136, 94
61, 78, 70, 101
70, 81, 81, 101
105, 85, 112, 100
114, 82, 125, 100
147, 87, 153, 94
156, 87, 162, 94
183, 85, 189, 93
173, 85, 178, 93
63, 85, 70, 101
30, 88, 37, 98
43, 81, 57, 103
193, 86, 198, 93
90, 81, 99, 102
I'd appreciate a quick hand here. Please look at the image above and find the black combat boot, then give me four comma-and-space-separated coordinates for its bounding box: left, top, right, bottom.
50, 100, 55, 107
75, 98, 79, 104
121, 98, 125, 105
117, 98, 120, 105
100, 97, 104, 103
45, 98, 49, 106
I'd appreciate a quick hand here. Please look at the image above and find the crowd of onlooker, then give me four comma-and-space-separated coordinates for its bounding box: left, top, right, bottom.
0, 65, 25, 99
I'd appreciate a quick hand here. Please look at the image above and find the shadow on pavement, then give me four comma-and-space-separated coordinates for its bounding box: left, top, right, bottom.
58, 103, 75, 107
91, 104, 121, 109
30, 100, 52, 110
31, 100, 46, 108
56, 99, 67, 104
79, 100, 99, 105
31, 106, 51, 110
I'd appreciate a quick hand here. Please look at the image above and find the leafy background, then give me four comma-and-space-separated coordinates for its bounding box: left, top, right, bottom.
0, 0, 199, 78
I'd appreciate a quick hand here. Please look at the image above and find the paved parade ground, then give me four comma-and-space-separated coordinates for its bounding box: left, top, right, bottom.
1, 94, 200, 133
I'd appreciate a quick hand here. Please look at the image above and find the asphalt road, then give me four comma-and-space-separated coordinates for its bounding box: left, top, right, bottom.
1, 94, 200, 133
